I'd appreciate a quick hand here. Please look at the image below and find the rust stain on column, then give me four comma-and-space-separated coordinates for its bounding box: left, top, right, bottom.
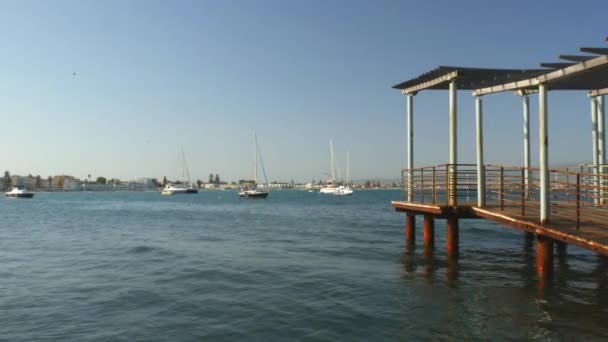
446, 217, 459, 257
405, 213, 416, 245
423, 214, 435, 249
536, 235, 554, 279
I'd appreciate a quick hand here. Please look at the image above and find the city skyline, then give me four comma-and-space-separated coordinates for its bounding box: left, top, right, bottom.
1, 1, 607, 182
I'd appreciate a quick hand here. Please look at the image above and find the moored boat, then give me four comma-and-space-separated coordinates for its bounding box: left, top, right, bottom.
5, 186, 35, 198
237, 188, 269, 198
162, 147, 199, 195
161, 183, 198, 195
238, 133, 270, 199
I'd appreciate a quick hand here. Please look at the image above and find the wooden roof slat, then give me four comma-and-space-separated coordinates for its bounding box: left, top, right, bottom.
559, 55, 595, 62
540, 62, 576, 69
580, 47, 608, 55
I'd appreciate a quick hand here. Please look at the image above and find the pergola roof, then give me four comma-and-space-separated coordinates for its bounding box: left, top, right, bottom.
473, 54, 608, 95
392, 66, 548, 94
393, 36, 608, 96
473, 38, 608, 96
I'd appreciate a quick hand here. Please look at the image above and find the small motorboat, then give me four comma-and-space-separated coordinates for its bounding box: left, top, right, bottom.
5, 186, 35, 198
161, 184, 198, 195
238, 188, 269, 199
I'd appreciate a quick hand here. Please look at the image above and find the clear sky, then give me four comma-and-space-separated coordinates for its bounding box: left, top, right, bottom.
1, 0, 607, 183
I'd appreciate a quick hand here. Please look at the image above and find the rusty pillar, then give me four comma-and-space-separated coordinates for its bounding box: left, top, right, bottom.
536, 235, 554, 280
423, 214, 435, 249
446, 217, 459, 257
405, 213, 416, 245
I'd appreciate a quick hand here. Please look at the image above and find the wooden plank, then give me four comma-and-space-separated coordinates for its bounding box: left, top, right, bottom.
559, 55, 595, 62
401, 71, 458, 94
474, 205, 608, 256
580, 47, 608, 55
391, 201, 443, 215
540, 62, 576, 69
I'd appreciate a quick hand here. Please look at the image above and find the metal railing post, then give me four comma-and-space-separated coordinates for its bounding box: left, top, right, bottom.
420, 168, 425, 203
576, 173, 581, 230
445, 164, 449, 206
500, 166, 505, 211
521, 168, 525, 216
565, 168, 569, 203
432, 166, 436, 204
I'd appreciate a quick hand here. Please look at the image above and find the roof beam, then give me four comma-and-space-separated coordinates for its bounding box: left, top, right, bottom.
589, 88, 608, 97
515, 89, 538, 96
559, 55, 595, 62
473, 55, 608, 96
540, 62, 576, 69
401, 70, 459, 94
580, 47, 608, 55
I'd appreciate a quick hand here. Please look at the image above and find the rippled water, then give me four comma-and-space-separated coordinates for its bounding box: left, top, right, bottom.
1, 190, 607, 341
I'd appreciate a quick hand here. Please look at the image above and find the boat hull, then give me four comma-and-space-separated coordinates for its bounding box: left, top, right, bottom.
5, 193, 34, 198
238, 191, 269, 199
319, 187, 339, 194
161, 188, 198, 195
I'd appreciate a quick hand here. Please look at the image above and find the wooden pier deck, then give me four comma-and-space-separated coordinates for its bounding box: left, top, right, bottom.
392, 200, 608, 256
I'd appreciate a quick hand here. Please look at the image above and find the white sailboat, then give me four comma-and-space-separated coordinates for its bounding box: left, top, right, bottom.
162, 147, 198, 195
238, 133, 269, 199
320, 140, 339, 194
334, 151, 353, 196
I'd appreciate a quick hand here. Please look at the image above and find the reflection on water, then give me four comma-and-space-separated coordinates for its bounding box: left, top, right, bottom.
399, 219, 608, 340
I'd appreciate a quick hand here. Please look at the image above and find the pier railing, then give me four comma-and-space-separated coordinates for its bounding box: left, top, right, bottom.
401, 164, 608, 229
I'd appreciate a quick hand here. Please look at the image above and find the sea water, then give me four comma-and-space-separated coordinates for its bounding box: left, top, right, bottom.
1, 190, 607, 341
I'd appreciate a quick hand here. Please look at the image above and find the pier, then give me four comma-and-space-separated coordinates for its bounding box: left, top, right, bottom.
392, 38, 608, 284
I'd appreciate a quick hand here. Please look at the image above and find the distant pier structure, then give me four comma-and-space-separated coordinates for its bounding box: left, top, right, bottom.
392, 37, 608, 284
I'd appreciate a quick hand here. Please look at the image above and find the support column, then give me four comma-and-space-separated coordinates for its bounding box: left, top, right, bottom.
405, 213, 415, 245
448, 80, 458, 206
539, 84, 549, 224
598, 95, 605, 204
591, 96, 599, 205
406, 94, 414, 201
475, 96, 485, 207
446, 217, 459, 257
423, 214, 435, 249
598, 96, 605, 166
523, 94, 531, 197
536, 235, 554, 279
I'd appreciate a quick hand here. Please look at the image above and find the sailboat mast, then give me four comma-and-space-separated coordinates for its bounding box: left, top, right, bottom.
330, 139, 335, 181
347, 151, 349, 185
181, 147, 192, 184
254, 133, 258, 184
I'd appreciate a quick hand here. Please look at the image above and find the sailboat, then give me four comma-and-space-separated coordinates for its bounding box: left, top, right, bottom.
238, 133, 269, 199
161, 147, 198, 195
320, 140, 339, 194
334, 151, 354, 196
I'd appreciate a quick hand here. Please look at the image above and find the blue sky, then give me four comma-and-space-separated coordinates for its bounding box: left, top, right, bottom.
0, 0, 607, 182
